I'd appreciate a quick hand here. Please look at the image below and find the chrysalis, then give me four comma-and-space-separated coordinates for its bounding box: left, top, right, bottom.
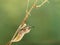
11, 25, 31, 42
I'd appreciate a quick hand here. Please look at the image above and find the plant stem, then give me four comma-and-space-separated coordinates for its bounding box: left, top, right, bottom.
6, 0, 48, 45
7, 0, 38, 45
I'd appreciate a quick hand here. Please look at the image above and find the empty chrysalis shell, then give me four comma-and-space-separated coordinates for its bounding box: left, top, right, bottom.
11, 32, 25, 42
11, 25, 31, 42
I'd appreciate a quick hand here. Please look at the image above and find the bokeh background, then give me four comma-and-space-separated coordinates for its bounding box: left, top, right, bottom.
0, 0, 60, 45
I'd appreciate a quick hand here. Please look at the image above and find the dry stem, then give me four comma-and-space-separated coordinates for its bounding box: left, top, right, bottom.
35, 0, 48, 8
6, 0, 48, 45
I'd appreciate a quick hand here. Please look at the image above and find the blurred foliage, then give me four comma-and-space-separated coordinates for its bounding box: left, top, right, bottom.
0, 0, 60, 45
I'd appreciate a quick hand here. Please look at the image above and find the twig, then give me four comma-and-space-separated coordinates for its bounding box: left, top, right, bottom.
6, 0, 48, 45
21, 0, 38, 26
6, 0, 38, 45
35, 0, 48, 8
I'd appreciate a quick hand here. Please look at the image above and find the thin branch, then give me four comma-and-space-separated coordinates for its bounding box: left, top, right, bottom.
26, 0, 29, 13
21, 0, 38, 26
35, 0, 48, 8
6, 0, 38, 45
6, 0, 48, 45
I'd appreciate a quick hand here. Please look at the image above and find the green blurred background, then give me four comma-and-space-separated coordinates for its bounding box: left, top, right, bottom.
0, 0, 60, 45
